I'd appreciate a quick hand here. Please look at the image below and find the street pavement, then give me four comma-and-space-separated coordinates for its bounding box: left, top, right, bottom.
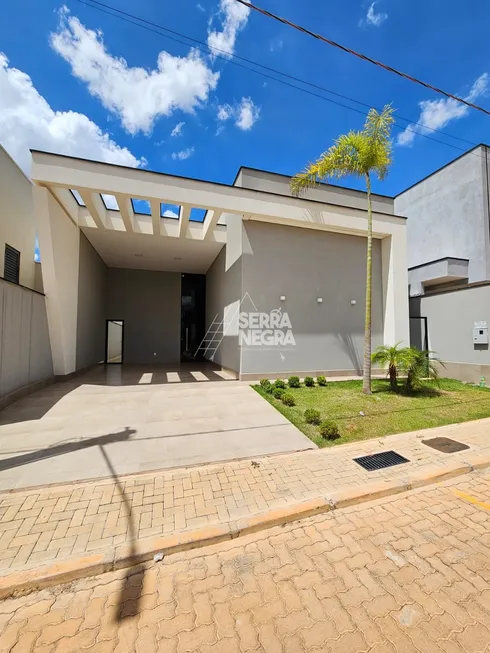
1, 469, 490, 652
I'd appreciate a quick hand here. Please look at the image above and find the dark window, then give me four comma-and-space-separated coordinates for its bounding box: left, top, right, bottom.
4, 244, 20, 284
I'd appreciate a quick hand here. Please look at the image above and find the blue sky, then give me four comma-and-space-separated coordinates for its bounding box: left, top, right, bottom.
1, 0, 489, 196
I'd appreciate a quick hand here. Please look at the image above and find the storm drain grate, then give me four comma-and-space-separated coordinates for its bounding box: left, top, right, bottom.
422, 437, 469, 454
354, 450, 410, 471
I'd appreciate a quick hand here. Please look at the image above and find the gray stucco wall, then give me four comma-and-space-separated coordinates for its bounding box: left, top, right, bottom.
411, 285, 490, 367
106, 268, 181, 364
240, 221, 383, 376
205, 217, 242, 373
235, 168, 395, 215
76, 233, 107, 370
395, 146, 489, 291
0, 279, 53, 400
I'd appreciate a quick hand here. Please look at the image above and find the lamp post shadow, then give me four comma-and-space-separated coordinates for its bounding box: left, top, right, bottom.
99, 444, 146, 622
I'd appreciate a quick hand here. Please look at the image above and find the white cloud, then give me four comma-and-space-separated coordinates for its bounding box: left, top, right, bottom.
171, 121, 185, 137
217, 104, 232, 121
270, 39, 283, 53
197, 3, 205, 11
236, 97, 260, 130
172, 147, 195, 161
0, 53, 143, 175
360, 2, 388, 28
216, 96, 260, 131
207, 0, 250, 57
397, 73, 489, 146
51, 8, 219, 135
163, 209, 179, 217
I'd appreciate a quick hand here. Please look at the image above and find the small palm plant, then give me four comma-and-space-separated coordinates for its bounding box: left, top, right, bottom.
404, 348, 443, 393
371, 342, 412, 391
291, 105, 395, 395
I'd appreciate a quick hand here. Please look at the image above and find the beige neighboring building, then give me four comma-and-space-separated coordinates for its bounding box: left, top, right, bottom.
0, 145, 41, 291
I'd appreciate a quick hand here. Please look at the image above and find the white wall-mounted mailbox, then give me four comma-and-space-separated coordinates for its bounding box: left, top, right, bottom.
474, 321, 489, 344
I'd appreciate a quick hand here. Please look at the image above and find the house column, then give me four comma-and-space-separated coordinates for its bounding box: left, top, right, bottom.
33, 186, 80, 375
381, 226, 410, 348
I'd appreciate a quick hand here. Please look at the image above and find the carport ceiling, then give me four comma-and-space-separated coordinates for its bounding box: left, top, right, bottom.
82, 227, 224, 273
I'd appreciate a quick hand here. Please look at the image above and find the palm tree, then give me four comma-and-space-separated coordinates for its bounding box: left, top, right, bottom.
372, 342, 412, 391
404, 348, 443, 393
290, 105, 395, 394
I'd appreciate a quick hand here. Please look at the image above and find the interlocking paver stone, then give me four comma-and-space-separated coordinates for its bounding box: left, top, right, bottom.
0, 470, 489, 651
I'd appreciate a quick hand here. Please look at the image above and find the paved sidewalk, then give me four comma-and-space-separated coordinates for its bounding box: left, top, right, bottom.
1, 417, 490, 579
2, 470, 490, 652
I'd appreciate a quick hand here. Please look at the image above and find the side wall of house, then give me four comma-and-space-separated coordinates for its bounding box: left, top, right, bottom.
76, 233, 107, 370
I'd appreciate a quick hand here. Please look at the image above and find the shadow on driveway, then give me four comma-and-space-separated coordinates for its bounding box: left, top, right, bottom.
0, 427, 136, 472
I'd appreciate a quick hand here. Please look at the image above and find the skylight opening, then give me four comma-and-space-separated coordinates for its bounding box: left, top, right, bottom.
101, 194, 119, 211
190, 208, 207, 223
131, 199, 151, 215
160, 203, 180, 219
71, 189, 85, 206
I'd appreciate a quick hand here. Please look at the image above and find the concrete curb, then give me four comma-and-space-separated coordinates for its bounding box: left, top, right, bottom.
1, 453, 489, 600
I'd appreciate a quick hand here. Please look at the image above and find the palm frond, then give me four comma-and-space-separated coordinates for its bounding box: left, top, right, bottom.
290, 132, 369, 196
290, 104, 395, 197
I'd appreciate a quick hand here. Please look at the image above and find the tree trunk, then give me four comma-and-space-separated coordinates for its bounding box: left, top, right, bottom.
389, 364, 397, 390
362, 173, 373, 395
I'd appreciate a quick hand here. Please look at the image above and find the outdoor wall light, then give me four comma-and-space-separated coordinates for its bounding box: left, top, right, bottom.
280, 295, 286, 301
351, 300, 357, 305
317, 297, 323, 303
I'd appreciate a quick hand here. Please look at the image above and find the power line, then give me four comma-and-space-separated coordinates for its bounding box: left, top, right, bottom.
72, 0, 484, 158
234, 0, 490, 117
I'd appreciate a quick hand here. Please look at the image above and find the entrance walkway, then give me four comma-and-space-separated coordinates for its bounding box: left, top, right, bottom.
0, 364, 313, 491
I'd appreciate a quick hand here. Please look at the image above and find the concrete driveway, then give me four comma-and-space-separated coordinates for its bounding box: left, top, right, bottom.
0, 365, 314, 490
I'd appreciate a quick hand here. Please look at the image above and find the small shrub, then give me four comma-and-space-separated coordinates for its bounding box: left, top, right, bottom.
317, 376, 327, 386
273, 379, 287, 389
304, 376, 315, 387
304, 408, 321, 425
319, 420, 341, 440
288, 376, 300, 388
273, 387, 286, 400
259, 379, 273, 393
282, 393, 296, 407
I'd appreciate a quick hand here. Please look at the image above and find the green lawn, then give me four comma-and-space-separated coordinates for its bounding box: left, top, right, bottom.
254, 378, 490, 448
